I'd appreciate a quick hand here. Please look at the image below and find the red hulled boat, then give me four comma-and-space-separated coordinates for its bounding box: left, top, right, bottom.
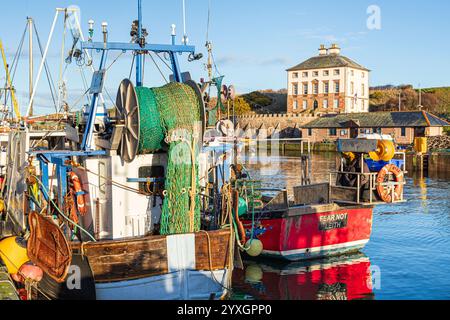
238, 138, 405, 262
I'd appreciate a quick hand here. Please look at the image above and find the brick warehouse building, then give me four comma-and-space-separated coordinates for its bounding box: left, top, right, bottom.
287, 44, 370, 115
302, 111, 449, 145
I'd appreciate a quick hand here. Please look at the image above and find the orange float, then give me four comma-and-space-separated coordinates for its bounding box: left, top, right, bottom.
376, 164, 404, 203
234, 191, 247, 246
68, 172, 87, 216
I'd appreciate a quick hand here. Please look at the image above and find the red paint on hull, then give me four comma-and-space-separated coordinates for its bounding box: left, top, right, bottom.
243, 206, 373, 260
234, 256, 373, 300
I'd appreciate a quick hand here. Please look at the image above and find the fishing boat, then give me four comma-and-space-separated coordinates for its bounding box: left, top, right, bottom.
233, 253, 374, 300
0, 1, 239, 300
237, 138, 406, 261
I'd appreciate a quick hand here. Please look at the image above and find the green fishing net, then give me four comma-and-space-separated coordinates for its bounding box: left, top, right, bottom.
137, 82, 202, 235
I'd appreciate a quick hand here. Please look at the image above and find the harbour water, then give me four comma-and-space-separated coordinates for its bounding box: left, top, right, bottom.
232, 152, 450, 300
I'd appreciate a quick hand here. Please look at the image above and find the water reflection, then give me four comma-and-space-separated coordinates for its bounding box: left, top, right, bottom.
239, 152, 336, 198
235, 151, 450, 299
233, 254, 375, 301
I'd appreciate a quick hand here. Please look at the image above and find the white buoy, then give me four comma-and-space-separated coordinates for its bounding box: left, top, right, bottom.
245, 239, 263, 257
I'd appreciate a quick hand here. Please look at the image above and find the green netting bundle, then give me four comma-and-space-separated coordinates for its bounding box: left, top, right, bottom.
136, 87, 165, 153
136, 82, 202, 235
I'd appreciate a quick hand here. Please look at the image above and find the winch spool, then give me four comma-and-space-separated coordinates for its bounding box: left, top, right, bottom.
369, 140, 395, 162
115, 79, 206, 163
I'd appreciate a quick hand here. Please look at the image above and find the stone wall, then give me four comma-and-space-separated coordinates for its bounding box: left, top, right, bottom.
235, 114, 317, 139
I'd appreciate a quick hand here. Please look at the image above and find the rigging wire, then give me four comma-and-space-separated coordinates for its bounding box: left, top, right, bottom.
3, 24, 27, 106
56, 10, 68, 115
33, 23, 58, 112
9, 25, 27, 83
31, 175, 97, 242
78, 66, 92, 105
128, 53, 136, 80
105, 51, 124, 72
211, 50, 222, 77
148, 52, 169, 84
154, 52, 173, 72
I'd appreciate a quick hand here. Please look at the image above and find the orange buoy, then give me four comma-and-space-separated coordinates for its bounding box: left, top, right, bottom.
376, 164, 404, 203
68, 172, 87, 216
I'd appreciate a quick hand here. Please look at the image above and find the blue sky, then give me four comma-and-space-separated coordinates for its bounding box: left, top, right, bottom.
1, 0, 450, 114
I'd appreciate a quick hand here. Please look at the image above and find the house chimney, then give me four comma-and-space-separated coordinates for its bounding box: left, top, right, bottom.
318, 44, 327, 56
328, 44, 341, 55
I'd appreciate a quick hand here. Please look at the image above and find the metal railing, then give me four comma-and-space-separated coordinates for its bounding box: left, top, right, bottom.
328, 170, 406, 205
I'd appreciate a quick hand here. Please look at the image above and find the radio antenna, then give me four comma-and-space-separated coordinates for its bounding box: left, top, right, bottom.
182, 0, 188, 44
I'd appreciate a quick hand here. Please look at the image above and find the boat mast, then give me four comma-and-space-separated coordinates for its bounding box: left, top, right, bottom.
28, 17, 34, 117
136, 0, 143, 87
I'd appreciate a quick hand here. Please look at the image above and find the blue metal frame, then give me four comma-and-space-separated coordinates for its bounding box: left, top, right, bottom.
28, 0, 196, 214
136, 0, 143, 87
79, 0, 195, 151
81, 49, 108, 151
81, 42, 195, 54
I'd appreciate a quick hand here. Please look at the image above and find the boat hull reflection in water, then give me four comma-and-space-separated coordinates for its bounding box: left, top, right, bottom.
233, 254, 374, 300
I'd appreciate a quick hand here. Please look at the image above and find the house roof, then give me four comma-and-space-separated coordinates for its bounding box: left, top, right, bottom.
303, 111, 450, 128
287, 54, 369, 72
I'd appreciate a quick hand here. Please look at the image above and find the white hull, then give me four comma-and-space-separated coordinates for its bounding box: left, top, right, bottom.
95, 269, 228, 300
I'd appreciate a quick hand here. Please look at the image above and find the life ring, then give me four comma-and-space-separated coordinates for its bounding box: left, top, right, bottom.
376, 164, 404, 203
68, 172, 87, 216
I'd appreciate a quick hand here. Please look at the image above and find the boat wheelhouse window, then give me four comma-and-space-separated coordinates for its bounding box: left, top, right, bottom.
401, 128, 407, 137
138, 166, 165, 193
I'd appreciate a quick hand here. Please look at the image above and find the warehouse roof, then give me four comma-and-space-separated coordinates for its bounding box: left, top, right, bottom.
303, 111, 450, 128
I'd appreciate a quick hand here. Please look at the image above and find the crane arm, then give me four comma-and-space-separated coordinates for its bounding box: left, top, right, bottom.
0, 39, 21, 121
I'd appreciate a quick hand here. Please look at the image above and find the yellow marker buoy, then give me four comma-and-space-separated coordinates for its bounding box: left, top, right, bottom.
245, 239, 263, 257
369, 140, 395, 162
0, 237, 30, 274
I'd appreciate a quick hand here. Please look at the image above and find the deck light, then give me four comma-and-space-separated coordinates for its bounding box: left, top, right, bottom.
102, 22, 108, 43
